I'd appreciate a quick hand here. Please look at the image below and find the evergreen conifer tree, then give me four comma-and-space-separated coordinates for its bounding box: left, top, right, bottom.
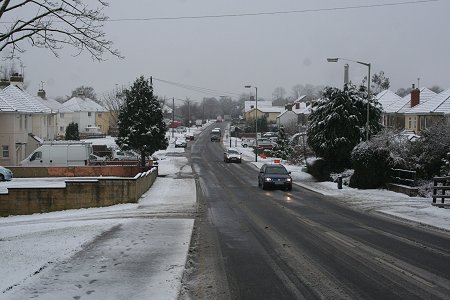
270, 126, 292, 159
116, 76, 168, 167
307, 83, 382, 170
65, 122, 80, 140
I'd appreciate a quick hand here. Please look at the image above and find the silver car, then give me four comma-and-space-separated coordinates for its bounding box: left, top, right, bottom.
224, 148, 242, 163
0, 166, 13, 181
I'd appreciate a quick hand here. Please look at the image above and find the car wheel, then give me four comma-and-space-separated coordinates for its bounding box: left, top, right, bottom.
286, 185, 292, 191
0, 174, 4, 181
238, 159, 242, 163
262, 182, 267, 190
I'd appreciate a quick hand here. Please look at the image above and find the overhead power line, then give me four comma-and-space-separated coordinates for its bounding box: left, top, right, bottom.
153, 77, 241, 98
107, 0, 441, 22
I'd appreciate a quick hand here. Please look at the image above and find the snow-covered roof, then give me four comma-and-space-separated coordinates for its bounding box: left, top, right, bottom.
294, 95, 307, 103
0, 85, 51, 113
381, 88, 436, 114
254, 106, 284, 114
404, 88, 450, 114
244, 100, 272, 112
376, 90, 402, 112
277, 102, 311, 118
61, 96, 107, 112
36, 96, 63, 112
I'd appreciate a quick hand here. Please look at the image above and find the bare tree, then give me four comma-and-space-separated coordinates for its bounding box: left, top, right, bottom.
0, 0, 122, 60
429, 85, 444, 94
101, 85, 126, 133
272, 86, 286, 101
71, 86, 97, 100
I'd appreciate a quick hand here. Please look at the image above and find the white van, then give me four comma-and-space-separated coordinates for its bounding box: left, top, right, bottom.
20, 142, 92, 166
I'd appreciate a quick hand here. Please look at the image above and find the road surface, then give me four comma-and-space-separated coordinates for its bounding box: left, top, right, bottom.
181, 123, 450, 299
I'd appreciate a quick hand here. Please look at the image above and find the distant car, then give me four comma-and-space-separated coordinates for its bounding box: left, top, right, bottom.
175, 138, 188, 148
185, 133, 195, 141
89, 154, 106, 165
255, 138, 275, 150
258, 163, 292, 191
241, 138, 254, 148
211, 134, 221, 142
0, 166, 13, 181
112, 150, 139, 160
224, 148, 242, 163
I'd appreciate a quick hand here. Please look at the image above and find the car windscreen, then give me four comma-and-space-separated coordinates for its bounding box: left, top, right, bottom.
265, 167, 288, 174
228, 150, 239, 154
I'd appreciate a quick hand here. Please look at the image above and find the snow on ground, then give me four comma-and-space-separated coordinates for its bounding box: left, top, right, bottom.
0, 122, 449, 298
0, 125, 204, 299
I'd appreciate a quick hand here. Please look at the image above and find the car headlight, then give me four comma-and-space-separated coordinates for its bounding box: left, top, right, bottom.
286, 178, 292, 182
265, 177, 272, 182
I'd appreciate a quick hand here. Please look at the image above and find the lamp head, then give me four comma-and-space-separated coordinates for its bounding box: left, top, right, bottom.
244, 85, 251, 88
327, 58, 339, 63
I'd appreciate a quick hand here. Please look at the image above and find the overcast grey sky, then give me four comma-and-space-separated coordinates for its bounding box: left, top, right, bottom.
18, 0, 450, 102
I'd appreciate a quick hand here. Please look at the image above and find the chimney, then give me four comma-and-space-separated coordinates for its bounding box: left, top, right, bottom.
285, 104, 293, 111
410, 84, 420, 108
37, 89, 46, 99
9, 73, 24, 89
295, 103, 300, 110
344, 64, 349, 84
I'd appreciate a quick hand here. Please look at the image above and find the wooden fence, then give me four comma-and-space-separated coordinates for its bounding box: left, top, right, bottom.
432, 176, 450, 208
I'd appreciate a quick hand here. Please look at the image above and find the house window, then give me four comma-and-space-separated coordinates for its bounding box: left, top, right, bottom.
2, 145, 9, 158
60, 126, 64, 132
60, 113, 64, 118
98, 113, 102, 118
88, 112, 92, 117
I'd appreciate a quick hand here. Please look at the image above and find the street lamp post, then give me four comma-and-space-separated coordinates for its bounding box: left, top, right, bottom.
245, 85, 258, 162
327, 57, 371, 141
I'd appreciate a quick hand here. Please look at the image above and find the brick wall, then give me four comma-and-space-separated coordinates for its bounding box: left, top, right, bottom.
0, 168, 158, 217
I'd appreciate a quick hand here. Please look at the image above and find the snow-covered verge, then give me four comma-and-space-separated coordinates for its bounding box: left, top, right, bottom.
0, 124, 207, 299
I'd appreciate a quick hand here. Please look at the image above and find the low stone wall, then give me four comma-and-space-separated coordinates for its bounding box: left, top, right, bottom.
0, 168, 158, 217
386, 183, 419, 197
8, 165, 145, 178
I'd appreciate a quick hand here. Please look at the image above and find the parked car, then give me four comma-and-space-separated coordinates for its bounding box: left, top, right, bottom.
175, 138, 188, 148
185, 133, 195, 141
89, 154, 106, 165
258, 163, 292, 191
241, 138, 254, 148
255, 138, 275, 150
112, 150, 139, 160
0, 166, 13, 181
224, 148, 242, 163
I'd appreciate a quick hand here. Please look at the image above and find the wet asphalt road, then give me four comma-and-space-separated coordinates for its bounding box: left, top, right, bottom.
188, 124, 450, 299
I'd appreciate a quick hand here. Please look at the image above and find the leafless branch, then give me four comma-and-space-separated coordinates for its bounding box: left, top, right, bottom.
0, 0, 122, 61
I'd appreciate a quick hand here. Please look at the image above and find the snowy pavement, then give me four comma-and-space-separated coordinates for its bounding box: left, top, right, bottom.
1, 124, 450, 299
0, 134, 197, 300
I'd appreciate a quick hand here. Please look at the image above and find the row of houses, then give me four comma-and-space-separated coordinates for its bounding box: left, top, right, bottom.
243, 85, 450, 134
0, 76, 111, 166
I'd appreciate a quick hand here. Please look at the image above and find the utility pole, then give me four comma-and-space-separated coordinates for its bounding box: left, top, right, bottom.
172, 97, 175, 138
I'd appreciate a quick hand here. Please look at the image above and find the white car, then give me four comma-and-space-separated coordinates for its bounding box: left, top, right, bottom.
112, 150, 139, 160
175, 139, 187, 148
224, 148, 242, 163
0, 166, 13, 181
89, 154, 107, 165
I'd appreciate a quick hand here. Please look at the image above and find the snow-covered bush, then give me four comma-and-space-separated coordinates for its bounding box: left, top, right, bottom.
408, 123, 450, 179
306, 157, 331, 181
350, 141, 392, 188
